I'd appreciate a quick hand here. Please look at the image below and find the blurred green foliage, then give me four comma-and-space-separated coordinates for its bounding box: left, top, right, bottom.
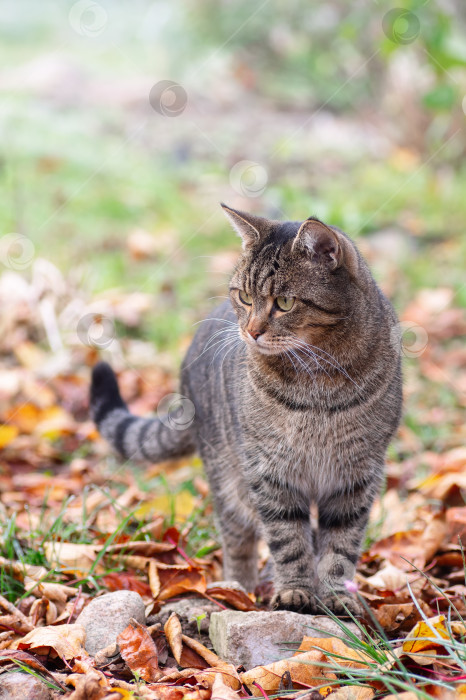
0, 0, 465, 361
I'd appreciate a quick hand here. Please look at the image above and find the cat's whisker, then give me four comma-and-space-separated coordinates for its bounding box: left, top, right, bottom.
183, 330, 239, 370
289, 347, 327, 381
192, 317, 237, 327
204, 327, 239, 350
290, 337, 361, 389
219, 338, 243, 372
288, 339, 332, 380
211, 334, 241, 366
284, 350, 299, 379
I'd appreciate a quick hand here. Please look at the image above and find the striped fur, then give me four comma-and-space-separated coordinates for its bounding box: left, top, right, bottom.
91, 205, 402, 617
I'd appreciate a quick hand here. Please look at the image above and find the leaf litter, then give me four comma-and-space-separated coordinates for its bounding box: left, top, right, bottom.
1, 261, 466, 698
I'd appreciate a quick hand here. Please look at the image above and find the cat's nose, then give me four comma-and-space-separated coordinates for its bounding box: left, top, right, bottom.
248, 327, 265, 340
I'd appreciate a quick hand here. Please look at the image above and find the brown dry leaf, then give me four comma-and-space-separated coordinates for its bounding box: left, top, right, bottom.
363, 563, 411, 591
374, 603, 417, 632
211, 673, 242, 700
44, 541, 99, 574
179, 643, 210, 670
0, 649, 65, 688
241, 649, 337, 696
149, 559, 161, 598
16, 623, 86, 659
207, 586, 257, 611
369, 514, 446, 571
194, 665, 247, 692
182, 633, 223, 667
107, 541, 176, 556
164, 612, 183, 664
295, 637, 372, 669
382, 694, 418, 700
0, 594, 33, 634
66, 668, 109, 700
157, 568, 206, 601
117, 617, 162, 682
24, 578, 78, 602
327, 689, 374, 699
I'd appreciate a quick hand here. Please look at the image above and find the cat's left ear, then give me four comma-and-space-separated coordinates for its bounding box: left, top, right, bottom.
292, 218, 359, 276
221, 203, 266, 250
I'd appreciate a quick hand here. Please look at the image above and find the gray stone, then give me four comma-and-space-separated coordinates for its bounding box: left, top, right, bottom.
209, 610, 362, 669
0, 671, 51, 700
76, 590, 146, 656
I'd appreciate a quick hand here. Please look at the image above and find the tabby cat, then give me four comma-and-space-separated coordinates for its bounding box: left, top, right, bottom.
91, 204, 402, 616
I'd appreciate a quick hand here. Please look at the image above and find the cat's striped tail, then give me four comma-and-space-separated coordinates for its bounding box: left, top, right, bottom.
90, 362, 196, 462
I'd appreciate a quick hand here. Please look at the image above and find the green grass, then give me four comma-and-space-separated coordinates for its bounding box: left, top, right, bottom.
287, 581, 466, 699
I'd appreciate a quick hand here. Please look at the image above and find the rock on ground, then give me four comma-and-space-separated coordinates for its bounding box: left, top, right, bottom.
0, 671, 51, 699
76, 590, 146, 656
209, 610, 362, 669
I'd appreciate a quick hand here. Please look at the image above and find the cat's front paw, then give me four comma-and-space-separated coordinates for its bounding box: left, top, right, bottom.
317, 592, 362, 618
271, 588, 315, 613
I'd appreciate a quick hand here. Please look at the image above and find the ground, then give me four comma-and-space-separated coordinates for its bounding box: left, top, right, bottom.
1, 1, 466, 698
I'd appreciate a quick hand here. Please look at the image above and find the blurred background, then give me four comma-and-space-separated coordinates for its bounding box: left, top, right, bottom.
0, 0, 465, 539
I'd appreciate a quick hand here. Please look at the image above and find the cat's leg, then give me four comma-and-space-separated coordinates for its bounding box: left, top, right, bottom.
249, 474, 317, 613
316, 479, 379, 617
217, 513, 259, 592
209, 473, 260, 591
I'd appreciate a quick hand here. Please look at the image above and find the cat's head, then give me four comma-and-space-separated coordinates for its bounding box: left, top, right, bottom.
222, 203, 363, 356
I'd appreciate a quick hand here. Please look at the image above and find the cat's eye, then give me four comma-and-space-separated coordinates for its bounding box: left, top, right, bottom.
239, 290, 253, 305
276, 296, 295, 311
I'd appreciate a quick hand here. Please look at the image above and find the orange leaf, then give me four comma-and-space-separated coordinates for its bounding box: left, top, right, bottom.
207, 586, 258, 611
241, 649, 337, 696
182, 633, 223, 667
157, 568, 206, 601
402, 615, 449, 654
16, 623, 86, 660
149, 559, 161, 598
117, 617, 162, 682
164, 612, 183, 665
295, 637, 372, 670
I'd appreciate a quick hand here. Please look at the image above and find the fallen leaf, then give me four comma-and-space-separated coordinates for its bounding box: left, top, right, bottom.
66, 668, 109, 699
403, 615, 449, 654
117, 617, 162, 682
241, 649, 337, 696
295, 637, 373, 669
182, 633, 223, 667
0, 594, 34, 634
374, 603, 417, 632
207, 586, 257, 611
0, 424, 18, 448
164, 612, 183, 664
325, 688, 374, 699
211, 673, 242, 700
157, 568, 206, 601
363, 563, 411, 591
44, 541, 99, 573
16, 623, 86, 660
149, 559, 161, 598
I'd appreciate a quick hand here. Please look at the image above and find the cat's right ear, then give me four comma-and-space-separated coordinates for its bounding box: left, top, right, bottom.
220, 203, 264, 250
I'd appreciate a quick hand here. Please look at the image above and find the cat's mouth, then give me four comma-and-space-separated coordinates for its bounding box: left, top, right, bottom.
240, 331, 287, 355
